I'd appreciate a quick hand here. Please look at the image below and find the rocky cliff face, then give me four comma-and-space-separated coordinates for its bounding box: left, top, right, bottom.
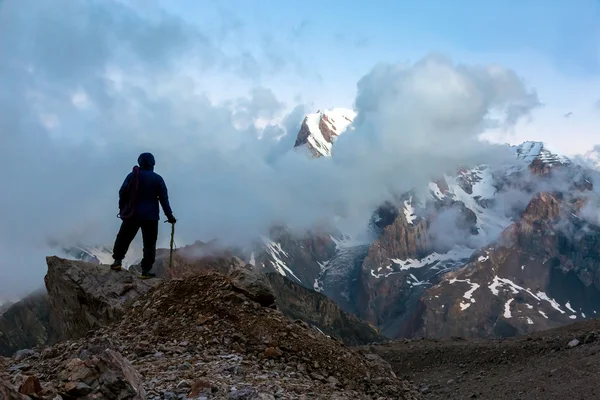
44, 256, 160, 340
265, 272, 383, 346
0, 290, 56, 357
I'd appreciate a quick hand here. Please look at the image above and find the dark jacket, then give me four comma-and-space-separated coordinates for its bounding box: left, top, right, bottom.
118, 153, 173, 221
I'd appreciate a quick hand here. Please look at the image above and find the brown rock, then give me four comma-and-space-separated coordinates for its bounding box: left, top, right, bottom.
1, 380, 30, 400
18, 376, 41, 396
188, 379, 213, 397
264, 347, 283, 359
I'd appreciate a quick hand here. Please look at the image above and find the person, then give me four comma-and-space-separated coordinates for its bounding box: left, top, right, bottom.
110, 152, 176, 279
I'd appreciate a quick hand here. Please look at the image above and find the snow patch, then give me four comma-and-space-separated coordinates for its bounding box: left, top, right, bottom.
449, 278, 480, 308
391, 246, 473, 271
503, 298, 514, 318
428, 182, 445, 200
261, 236, 301, 283
538, 310, 548, 319
565, 302, 576, 313
403, 197, 417, 224
527, 317, 534, 325
536, 291, 565, 314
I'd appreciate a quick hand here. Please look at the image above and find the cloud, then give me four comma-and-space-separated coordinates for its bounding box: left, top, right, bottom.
0, 1, 541, 298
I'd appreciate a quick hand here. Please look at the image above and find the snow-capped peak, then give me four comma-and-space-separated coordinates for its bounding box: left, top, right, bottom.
513, 141, 569, 165
294, 108, 357, 157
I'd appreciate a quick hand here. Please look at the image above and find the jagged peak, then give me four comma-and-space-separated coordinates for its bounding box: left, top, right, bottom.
513, 141, 570, 165
294, 108, 357, 157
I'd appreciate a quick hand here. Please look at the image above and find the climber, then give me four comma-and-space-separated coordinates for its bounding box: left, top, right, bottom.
110, 152, 176, 279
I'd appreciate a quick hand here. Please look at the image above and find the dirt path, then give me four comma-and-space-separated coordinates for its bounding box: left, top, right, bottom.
369, 320, 600, 399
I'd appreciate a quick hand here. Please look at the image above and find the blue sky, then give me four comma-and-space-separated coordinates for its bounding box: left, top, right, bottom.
157, 0, 600, 154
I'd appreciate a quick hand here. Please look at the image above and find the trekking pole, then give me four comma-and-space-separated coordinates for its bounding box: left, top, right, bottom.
165, 220, 176, 279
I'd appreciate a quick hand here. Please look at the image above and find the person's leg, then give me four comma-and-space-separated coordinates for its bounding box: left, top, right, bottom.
111, 219, 140, 269
140, 220, 159, 275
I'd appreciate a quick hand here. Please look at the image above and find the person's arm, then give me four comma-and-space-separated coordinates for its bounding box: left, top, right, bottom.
118, 173, 133, 211
158, 176, 175, 220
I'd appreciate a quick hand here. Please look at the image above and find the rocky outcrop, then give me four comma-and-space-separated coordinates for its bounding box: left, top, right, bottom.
2, 265, 421, 400
44, 256, 160, 340
266, 272, 384, 346
0, 290, 57, 357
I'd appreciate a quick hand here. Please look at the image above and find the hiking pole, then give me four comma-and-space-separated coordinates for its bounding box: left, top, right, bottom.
165, 220, 176, 279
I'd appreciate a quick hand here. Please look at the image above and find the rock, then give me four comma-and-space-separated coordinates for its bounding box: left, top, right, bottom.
229, 267, 276, 307
64, 382, 93, 397
18, 376, 42, 396
59, 349, 145, 400
13, 350, 36, 362
568, 339, 580, 348
264, 347, 282, 359
327, 376, 340, 387
44, 257, 160, 340
228, 387, 257, 399
189, 380, 213, 397
0, 380, 31, 400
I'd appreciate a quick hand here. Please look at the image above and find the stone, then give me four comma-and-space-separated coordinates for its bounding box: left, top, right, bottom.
568, 339, 580, 348
18, 376, 42, 396
64, 382, 93, 397
228, 267, 276, 307
264, 347, 282, 359
189, 380, 213, 397
228, 387, 257, 399
327, 376, 340, 387
13, 350, 36, 362
0, 380, 30, 400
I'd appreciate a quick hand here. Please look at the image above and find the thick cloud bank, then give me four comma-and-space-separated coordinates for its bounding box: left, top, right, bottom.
0, 0, 540, 297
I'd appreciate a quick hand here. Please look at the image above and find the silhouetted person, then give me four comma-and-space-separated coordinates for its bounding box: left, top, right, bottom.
111, 152, 176, 278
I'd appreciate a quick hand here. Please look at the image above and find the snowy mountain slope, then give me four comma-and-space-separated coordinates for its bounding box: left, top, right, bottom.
56, 244, 141, 269
294, 108, 356, 157
412, 190, 600, 339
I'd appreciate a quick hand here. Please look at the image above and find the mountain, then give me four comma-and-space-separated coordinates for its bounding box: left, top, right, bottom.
294, 108, 356, 157
47, 108, 600, 343
289, 113, 600, 339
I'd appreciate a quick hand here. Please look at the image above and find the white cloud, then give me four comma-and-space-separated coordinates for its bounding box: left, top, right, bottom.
0, 1, 541, 298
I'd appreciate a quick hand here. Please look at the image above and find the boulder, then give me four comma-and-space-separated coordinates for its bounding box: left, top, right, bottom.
229, 266, 276, 307
44, 257, 160, 340
59, 349, 145, 400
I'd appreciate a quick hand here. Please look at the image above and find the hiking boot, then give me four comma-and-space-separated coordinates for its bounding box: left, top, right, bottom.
110, 260, 123, 271
140, 272, 156, 280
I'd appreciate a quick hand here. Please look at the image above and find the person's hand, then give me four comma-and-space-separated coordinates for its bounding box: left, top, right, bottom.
167, 215, 177, 224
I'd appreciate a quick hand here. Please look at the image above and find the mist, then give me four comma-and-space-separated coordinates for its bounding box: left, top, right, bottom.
0, 0, 541, 298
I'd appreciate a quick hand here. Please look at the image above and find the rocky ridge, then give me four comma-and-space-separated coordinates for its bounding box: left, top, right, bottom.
0, 257, 420, 400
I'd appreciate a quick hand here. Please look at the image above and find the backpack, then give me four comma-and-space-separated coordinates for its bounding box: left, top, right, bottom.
118, 166, 140, 219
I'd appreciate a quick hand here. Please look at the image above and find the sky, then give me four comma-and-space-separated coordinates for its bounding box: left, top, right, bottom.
0, 0, 599, 298
158, 0, 600, 155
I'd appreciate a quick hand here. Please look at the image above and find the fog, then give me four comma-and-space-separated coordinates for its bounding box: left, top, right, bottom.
0, 0, 541, 298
